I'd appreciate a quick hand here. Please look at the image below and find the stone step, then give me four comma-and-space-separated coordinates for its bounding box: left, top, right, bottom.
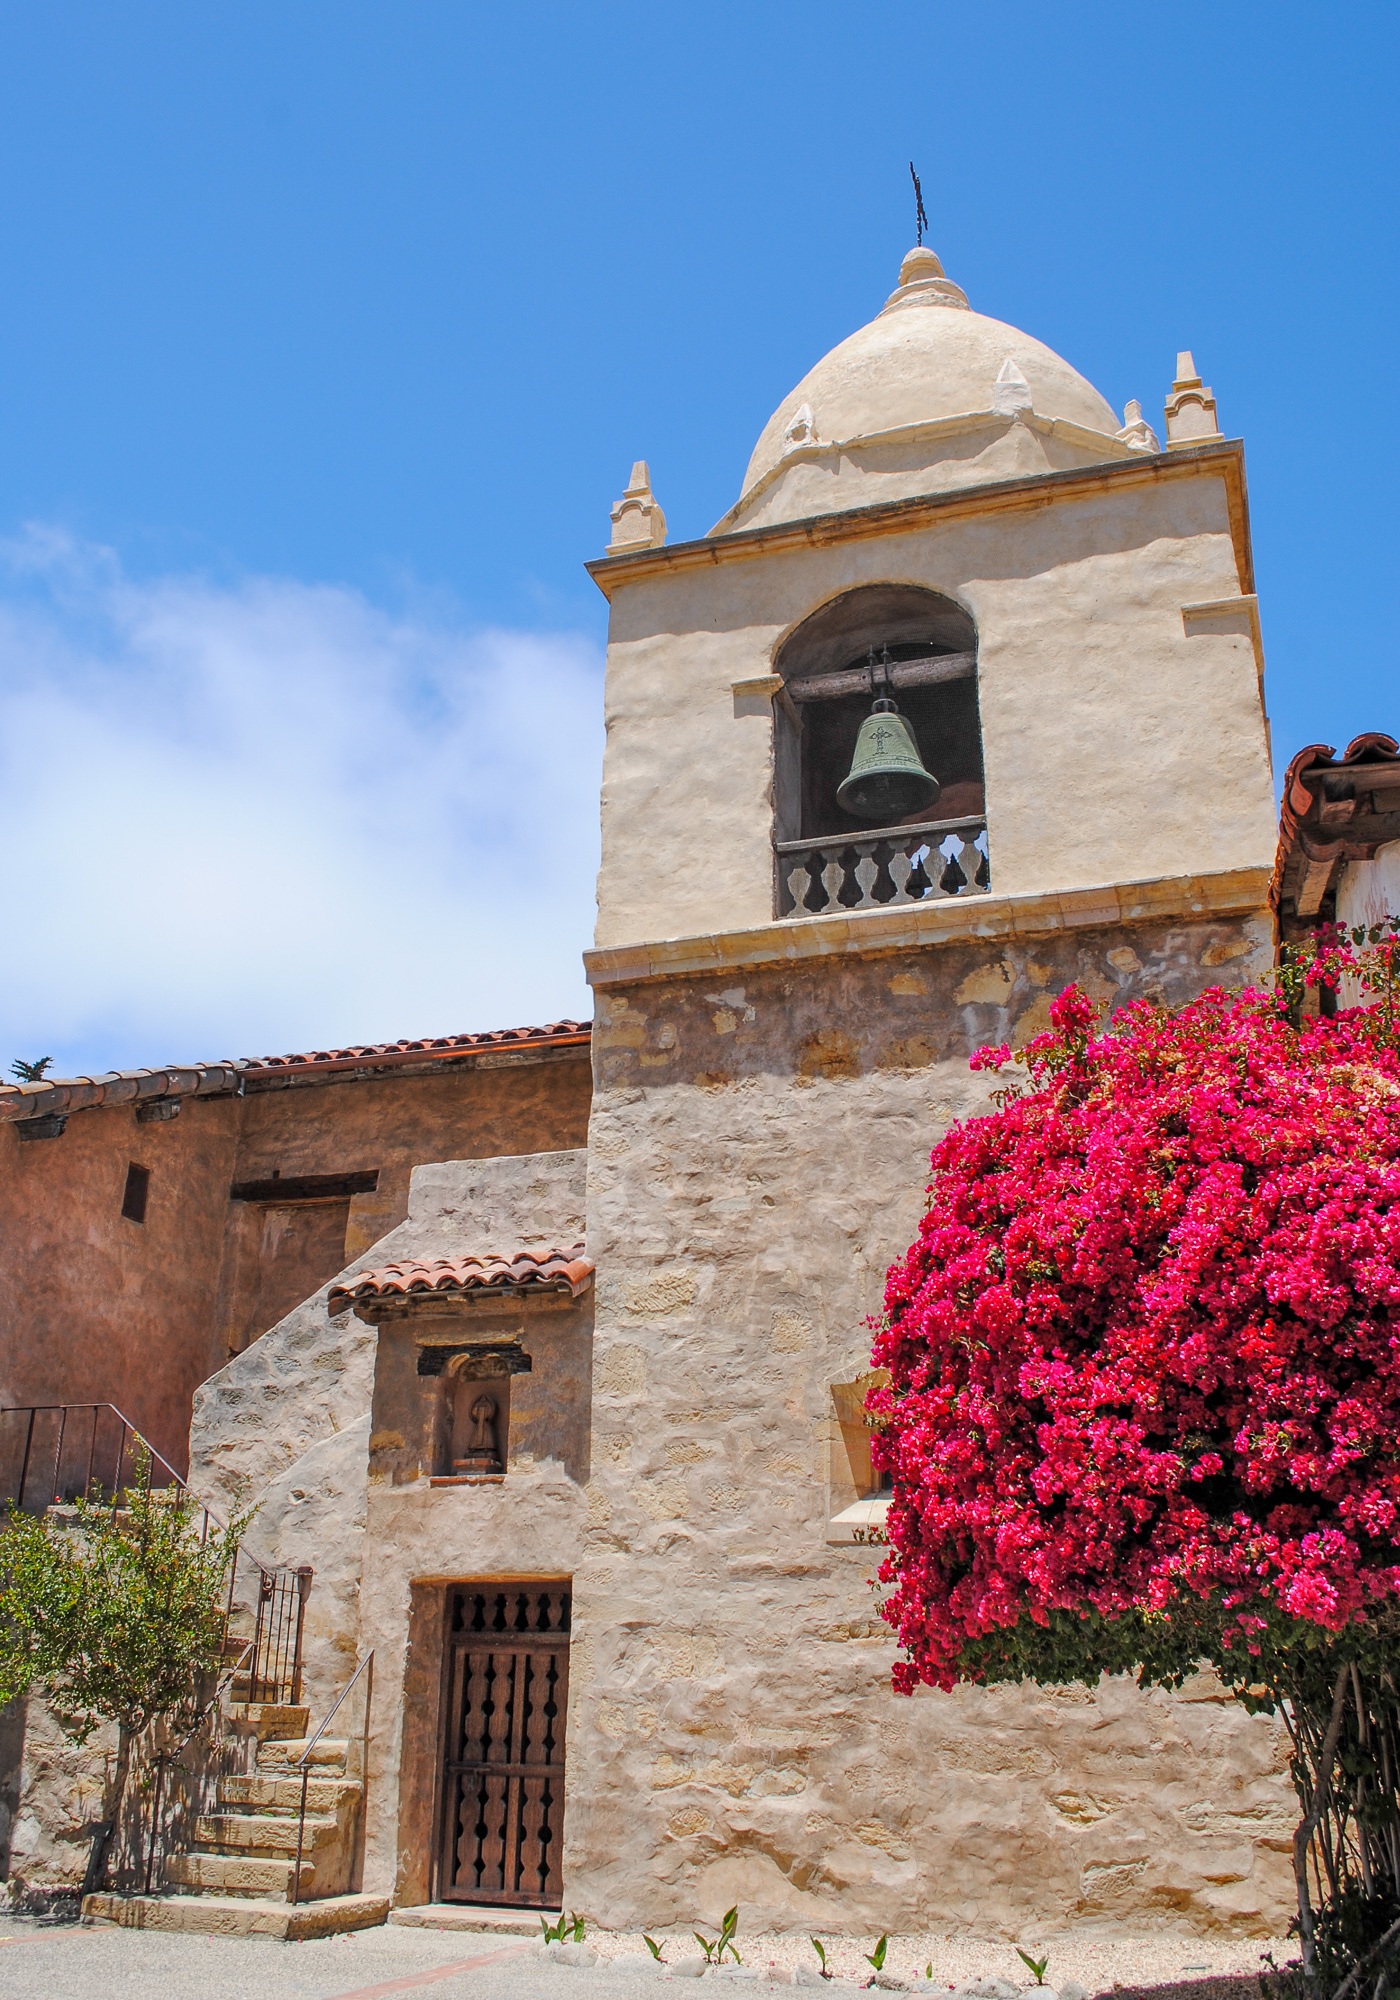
194, 1809, 340, 1856
227, 1703, 310, 1742
165, 1851, 313, 1899
257, 1736, 351, 1774
219, 1773, 361, 1815
82, 1890, 389, 1939
390, 1903, 560, 1935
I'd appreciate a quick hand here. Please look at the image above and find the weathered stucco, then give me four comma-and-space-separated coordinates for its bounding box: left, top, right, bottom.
562, 913, 1295, 1937
594, 459, 1274, 953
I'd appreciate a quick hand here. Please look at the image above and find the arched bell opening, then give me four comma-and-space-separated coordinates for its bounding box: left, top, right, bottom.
771, 585, 989, 919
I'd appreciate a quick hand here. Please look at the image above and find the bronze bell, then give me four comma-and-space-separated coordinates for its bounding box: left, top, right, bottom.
837, 696, 941, 822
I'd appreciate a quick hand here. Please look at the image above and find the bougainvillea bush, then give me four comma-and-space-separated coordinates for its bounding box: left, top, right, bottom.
871, 929, 1400, 1980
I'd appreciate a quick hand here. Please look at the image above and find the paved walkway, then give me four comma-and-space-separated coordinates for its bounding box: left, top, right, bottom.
0, 1925, 583, 2000
0, 1917, 1286, 2000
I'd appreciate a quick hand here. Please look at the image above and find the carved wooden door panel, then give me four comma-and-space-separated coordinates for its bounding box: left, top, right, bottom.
437, 1582, 570, 1907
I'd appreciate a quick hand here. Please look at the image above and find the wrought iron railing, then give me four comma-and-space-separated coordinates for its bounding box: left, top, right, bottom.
0, 1402, 310, 1706
290, 1651, 374, 1904
776, 815, 989, 918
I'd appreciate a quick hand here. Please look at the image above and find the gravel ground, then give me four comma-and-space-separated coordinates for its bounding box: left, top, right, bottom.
582, 1928, 1292, 1990
0, 1916, 1295, 2000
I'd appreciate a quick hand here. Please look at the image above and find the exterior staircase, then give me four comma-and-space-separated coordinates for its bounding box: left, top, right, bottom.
83, 1703, 388, 1938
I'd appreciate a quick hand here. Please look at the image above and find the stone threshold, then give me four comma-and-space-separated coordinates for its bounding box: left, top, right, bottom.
585, 866, 1273, 989
390, 1903, 559, 1935
81, 1890, 389, 1939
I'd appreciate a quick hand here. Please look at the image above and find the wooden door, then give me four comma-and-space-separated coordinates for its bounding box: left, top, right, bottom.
437, 1581, 571, 1907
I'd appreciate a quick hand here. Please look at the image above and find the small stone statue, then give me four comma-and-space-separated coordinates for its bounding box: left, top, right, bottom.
453, 1391, 502, 1476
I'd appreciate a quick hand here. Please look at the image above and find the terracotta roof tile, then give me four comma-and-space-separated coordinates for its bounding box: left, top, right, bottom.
239, 1021, 591, 1076
1271, 732, 1400, 929
330, 1247, 594, 1310
0, 1020, 591, 1127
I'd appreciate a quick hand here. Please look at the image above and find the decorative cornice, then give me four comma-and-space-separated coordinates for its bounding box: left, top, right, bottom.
584, 867, 1273, 990
586, 440, 1254, 603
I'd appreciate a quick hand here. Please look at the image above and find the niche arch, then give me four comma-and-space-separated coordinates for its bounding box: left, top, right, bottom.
771, 583, 984, 846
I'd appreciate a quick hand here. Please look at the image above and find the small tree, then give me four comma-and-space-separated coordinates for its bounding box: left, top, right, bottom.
0, 1460, 244, 1894
9, 1056, 53, 1081
873, 930, 1400, 1991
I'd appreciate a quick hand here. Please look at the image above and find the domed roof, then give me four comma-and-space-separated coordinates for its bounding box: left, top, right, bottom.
716, 247, 1127, 535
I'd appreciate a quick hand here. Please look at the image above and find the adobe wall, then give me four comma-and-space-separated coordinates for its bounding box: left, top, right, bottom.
566, 910, 1297, 1938
0, 1092, 242, 1466
0, 1050, 591, 1472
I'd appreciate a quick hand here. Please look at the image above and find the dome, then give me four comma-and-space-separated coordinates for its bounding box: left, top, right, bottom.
714, 247, 1130, 536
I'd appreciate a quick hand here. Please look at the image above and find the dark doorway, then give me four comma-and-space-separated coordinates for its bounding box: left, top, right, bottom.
436, 1581, 571, 1908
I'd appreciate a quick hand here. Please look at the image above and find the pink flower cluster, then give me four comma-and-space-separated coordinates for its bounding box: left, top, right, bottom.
874, 978, 1400, 1693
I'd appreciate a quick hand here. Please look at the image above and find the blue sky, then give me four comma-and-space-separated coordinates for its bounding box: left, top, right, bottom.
0, 3, 1395, 1074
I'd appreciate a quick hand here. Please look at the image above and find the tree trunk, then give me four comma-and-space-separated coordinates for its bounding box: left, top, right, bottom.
81, 1722, 132, 1898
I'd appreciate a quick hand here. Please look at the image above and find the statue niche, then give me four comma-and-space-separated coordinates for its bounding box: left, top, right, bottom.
449, 1363, 510, 1477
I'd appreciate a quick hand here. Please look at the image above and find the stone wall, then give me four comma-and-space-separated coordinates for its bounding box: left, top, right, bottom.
565, 912, 1296, 1938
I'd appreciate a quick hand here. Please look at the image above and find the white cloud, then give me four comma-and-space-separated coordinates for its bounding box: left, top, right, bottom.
0, 528, 604, 1076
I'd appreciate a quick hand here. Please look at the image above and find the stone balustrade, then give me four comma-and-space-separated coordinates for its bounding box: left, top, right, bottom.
776, 816, 990, 918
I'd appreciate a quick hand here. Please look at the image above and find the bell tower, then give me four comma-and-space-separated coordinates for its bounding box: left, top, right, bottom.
565, 247, 1289, 1937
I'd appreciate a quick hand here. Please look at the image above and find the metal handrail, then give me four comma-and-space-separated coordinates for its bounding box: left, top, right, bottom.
290, 1651, 375, 1906
0, 1399, 282, 1584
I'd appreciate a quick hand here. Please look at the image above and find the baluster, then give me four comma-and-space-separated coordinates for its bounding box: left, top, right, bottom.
887, 846, 914, 902
852, 841, 880, 909
822, 849, 846, 910
958, 836, 983, 893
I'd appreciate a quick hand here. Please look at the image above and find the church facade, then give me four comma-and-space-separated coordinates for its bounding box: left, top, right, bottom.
4, 243, 1308, 1935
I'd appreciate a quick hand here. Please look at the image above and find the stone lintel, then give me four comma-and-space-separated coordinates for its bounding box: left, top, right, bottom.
352, 1290, 575, 1329
584, 866, 1273, 990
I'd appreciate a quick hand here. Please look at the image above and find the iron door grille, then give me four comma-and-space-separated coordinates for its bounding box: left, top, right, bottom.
438, 1584, 571, 1907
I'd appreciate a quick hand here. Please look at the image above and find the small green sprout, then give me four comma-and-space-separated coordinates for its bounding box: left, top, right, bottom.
644, 1936, 665, 1961
812, 1938, 831, 1978
695, 1907, 742, 1965
866, 1937, 889, 1973
1016, 1950, 1050, 1986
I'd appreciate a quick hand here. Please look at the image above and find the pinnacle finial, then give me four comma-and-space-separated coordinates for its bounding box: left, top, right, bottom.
909, 161, 928, 247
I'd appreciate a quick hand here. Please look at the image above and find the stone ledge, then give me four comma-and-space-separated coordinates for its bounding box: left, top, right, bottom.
390, 1902, 555, 1933
80, 1890, 389, 1939
584, 867, 1273, 989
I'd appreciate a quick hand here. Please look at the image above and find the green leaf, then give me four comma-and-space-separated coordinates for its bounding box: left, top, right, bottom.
1016, 1949, 1049, 1985
866, 1936, 889, 1971
644, 1937, 664, 1961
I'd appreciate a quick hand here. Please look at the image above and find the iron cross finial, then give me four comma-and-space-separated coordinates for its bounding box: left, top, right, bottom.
909, 161, 928, 247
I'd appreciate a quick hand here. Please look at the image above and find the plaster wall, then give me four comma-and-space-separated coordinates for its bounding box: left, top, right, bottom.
566, 911, 1296, 1938
594, 466, 1274, 952
0, 1093, 241, 1467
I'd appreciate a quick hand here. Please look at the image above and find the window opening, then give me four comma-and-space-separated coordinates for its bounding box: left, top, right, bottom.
121, 1162, 150, 1225
772, 585, 990, 918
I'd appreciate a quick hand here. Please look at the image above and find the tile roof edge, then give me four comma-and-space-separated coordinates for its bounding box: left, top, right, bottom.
1270, 731, 1400, 914
0, 1021, 593, 1125
329, 1247, 595, 1307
